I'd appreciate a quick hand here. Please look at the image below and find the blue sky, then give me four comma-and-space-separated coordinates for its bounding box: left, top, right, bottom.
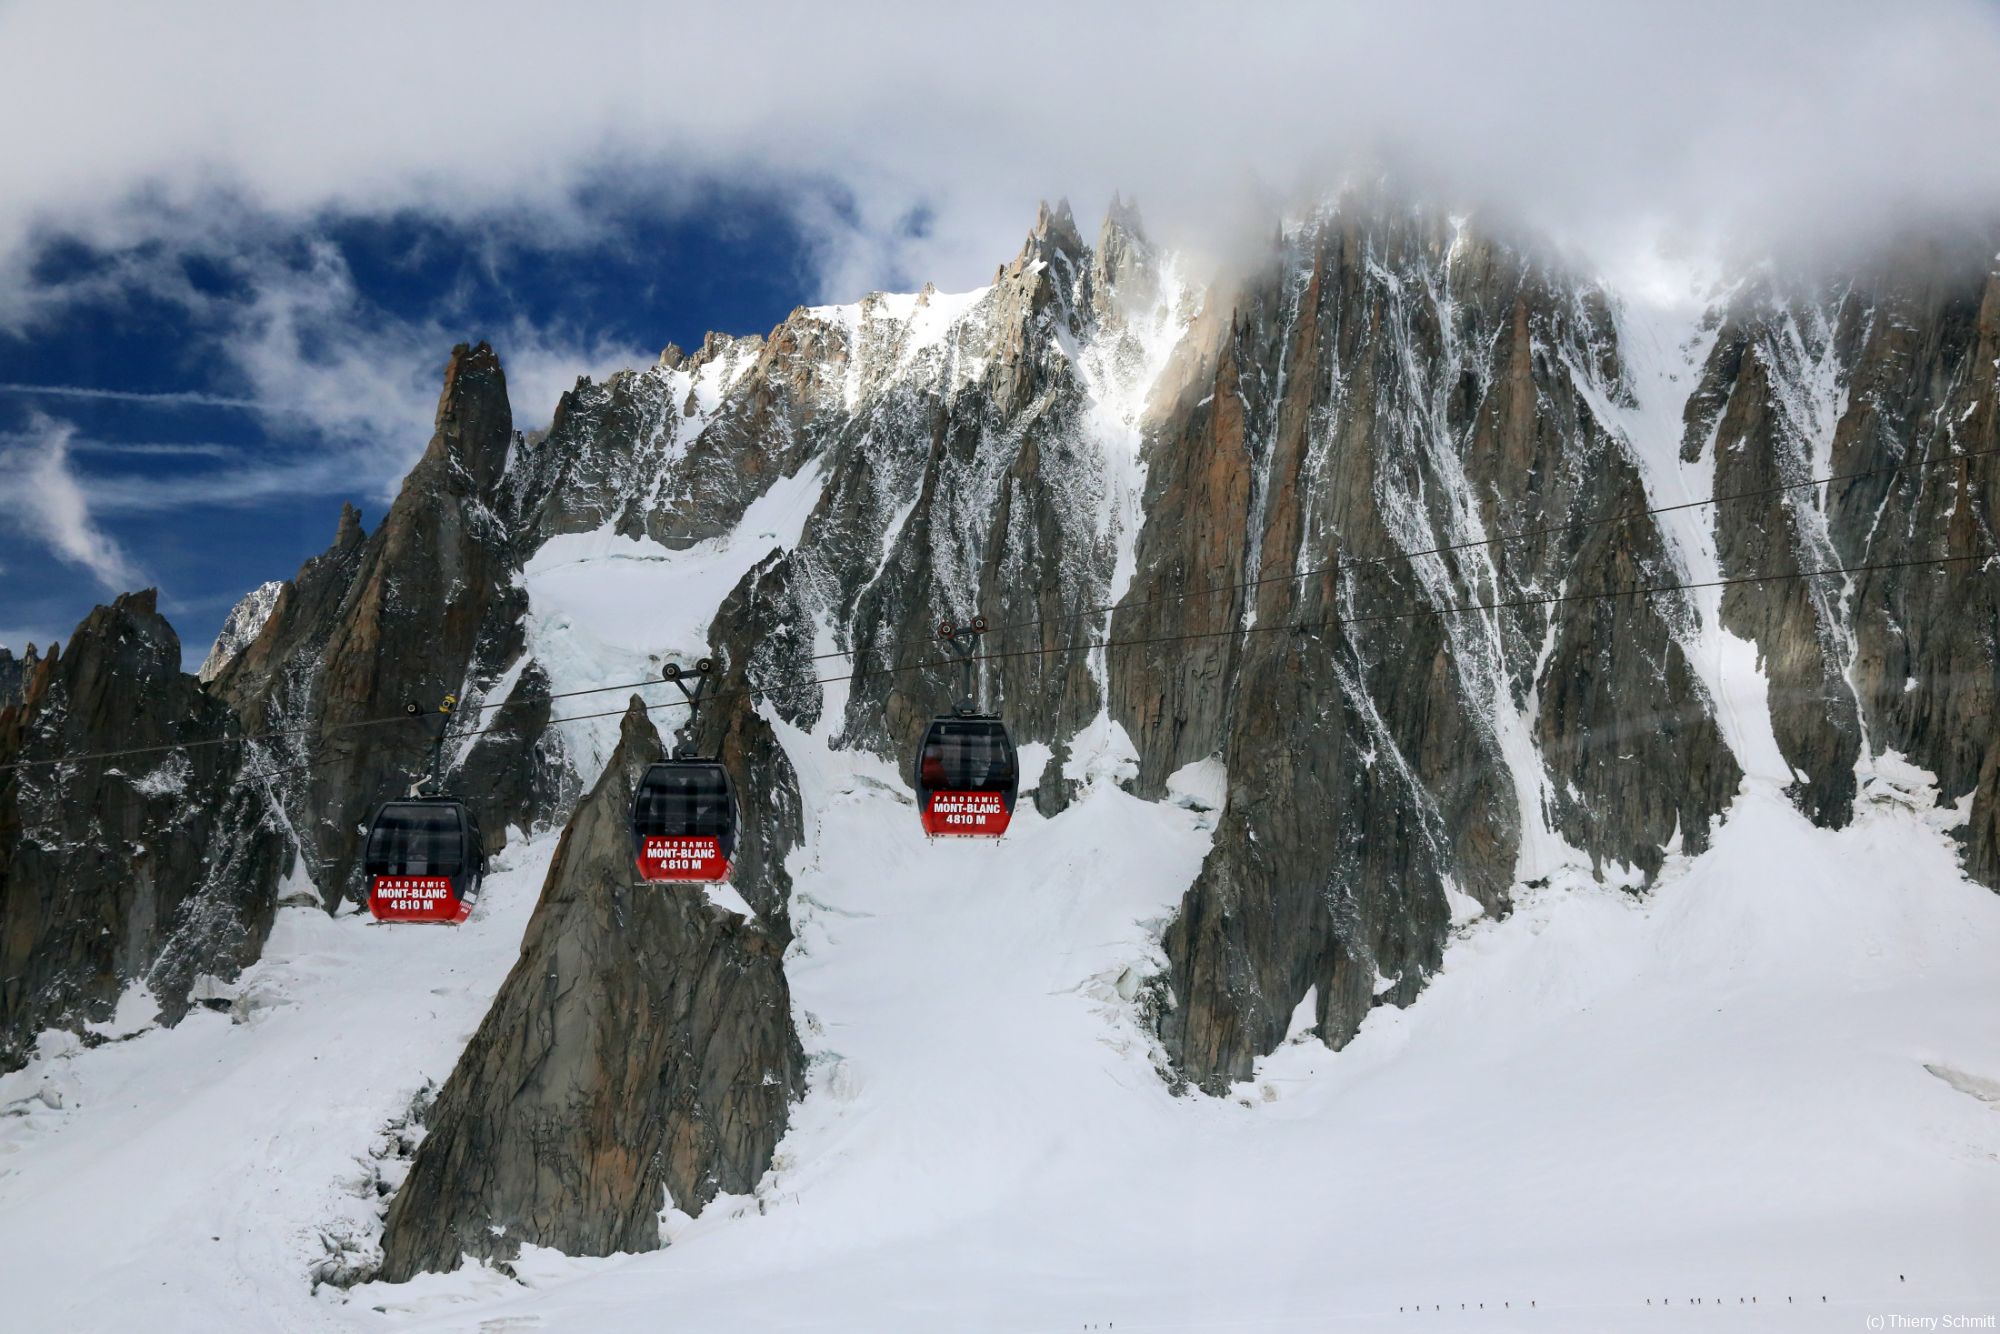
4, 0, 1996, 670
0, 194, 850, 664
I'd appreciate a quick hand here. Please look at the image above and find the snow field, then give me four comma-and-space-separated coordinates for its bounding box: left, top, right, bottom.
353, 766, 2000, 1334
3, 702, 1998, 1332
0, 836, 558, 1331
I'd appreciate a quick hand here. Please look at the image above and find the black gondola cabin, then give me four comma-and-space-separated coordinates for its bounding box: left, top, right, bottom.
364, 798, 484, 924
915, 716, 1018, 837
632, 761, 738, 882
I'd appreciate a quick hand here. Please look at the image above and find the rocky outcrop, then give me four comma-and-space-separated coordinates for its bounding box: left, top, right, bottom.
1108, 202, 1741, 1089
196, 581, 284, 682
1684, 283, 1865, 823
215, 344, 565, 905
0, 644, 37, 711
0, 592, 287, 1070
784, 199, 1174, 769
1684, 242, 2000, 866
376, 698, 802, 1279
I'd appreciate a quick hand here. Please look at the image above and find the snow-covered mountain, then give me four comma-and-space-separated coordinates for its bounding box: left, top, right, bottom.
197, 580, 285, 682
2, 193, 1998, 1328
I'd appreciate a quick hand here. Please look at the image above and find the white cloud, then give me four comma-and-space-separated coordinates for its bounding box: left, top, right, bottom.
208, 242, 649, 491
0, 240, 652, 512
2, 0, 1997, 553
0, 414, 145, 592
63, 440, 240, 458
2, 0, 1997, 308
0, 383, 259, 409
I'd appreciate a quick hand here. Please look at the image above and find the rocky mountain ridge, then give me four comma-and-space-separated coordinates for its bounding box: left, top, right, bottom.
4, 191, 1996, 1275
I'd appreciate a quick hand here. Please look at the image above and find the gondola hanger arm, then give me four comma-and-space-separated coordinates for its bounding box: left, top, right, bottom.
937, 616, 987, 715
662, 657, 717, 759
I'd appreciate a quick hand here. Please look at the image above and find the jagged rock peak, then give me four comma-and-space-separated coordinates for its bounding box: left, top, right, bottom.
687, 328, 761, 374
613, 689, 652, 745
333, 501, 364, 550
0, 645, 29, 711
198, 580, 286, 683
1, 588, 286, 1070
1103, 190, 1146, 244
375, 690, 803, 1277
115, 587, 160, 618
428, 340, 511, 493
1092, 193, 1156, 321
439, 339, 502, 408
1021, 197, 1086, 267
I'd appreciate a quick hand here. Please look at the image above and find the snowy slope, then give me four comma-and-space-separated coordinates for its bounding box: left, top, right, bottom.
0, 838, 559, 1329
2, 757, 1996, 1331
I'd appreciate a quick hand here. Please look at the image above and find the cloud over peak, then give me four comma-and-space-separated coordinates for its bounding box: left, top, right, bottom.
4, 0, 1998, 303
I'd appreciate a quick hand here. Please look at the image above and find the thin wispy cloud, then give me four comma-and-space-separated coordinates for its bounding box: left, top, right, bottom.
207, 242, 650, 489
0, 413, 144, 593
3, 242, 650, 513
64, 440, 240, 458
0, 382, 259, 409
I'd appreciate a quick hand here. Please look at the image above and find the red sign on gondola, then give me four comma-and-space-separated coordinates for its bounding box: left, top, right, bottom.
922, 790, 1012, 837
369, 875, 469, 924
637, 835, 731, 883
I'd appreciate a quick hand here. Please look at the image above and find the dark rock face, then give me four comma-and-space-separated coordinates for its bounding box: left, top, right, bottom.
0, 593, 287, 1070
1685, 285, 1866, 824
1115, 204, 1740, 1088
1684, 245, 2000, 868
376, 698, 802, 1279
697, 558, 810, 932
215, 343, 566, 905
788, 200, 1152, 767
0, 644, 35, 711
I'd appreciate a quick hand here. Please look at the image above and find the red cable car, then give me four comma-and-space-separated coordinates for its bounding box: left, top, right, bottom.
632, 760, 737, 881
629, 658, 739, 883
914, 617, 1018, 838
363, 797, 485, 923
914, 715, 1018, 836
364, 696, 484, 924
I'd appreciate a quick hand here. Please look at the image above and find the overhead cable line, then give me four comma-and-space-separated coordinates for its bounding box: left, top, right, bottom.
229, 550, 1991, 775
973, 444, 2000, 640
2, 454, 1988, 777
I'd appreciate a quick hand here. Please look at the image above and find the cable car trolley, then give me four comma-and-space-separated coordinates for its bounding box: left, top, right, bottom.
914, 617, 1019, 838
365, 695, 486, 924
631, 659, 739, 883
